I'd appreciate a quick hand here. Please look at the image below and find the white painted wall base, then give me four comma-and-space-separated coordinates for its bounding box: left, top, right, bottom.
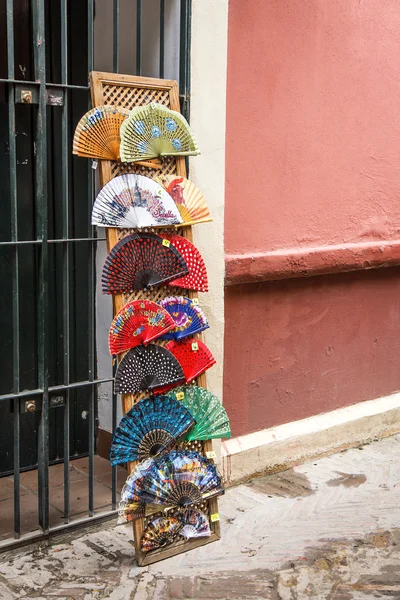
222, 392, 400, 485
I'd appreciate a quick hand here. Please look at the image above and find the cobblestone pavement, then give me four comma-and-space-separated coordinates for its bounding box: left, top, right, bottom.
1, 435, 400, 599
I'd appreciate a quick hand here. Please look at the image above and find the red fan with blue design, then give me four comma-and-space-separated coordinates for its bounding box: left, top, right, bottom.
159, 296, 209, 340
109, 300, 175, 355
102, 233, 188, 294
161, 234, 208, 292
166, 338, 216, 383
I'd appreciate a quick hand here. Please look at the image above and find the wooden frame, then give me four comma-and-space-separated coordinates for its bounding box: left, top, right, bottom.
90, 72, 221, 566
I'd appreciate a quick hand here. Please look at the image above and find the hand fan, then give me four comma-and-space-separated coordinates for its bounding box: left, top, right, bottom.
91, 174, 182, 228
110, 395, 195, 464
117, 501, 161, 525
72, 105, 128, 160
141, 516, 182, 552
101, 233, 189, 294
154, 175, 212, 226
166, 339, 216, 384
179, 509, 211, 540
159, 296, 209, 340
117, 501, 145, 524
109, 300, 175, 355
114, 344, 185, 394
127, 450, 224, 507
120, 102, 200, 162
168, 385, 231, 441
161, 234, 208, 292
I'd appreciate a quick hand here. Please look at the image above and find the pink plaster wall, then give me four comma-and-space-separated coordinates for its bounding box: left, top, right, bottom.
224, 0, 400, 437
225, 269, 400, 438
225, 0, 400, 255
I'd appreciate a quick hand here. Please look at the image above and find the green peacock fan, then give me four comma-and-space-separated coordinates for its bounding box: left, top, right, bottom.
167, 385, 231, 441
120, 102, 200, 162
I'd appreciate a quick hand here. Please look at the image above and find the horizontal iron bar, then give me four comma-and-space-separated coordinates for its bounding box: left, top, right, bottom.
0, 238, 106, 246
0, 78, 88, 90
0, 240, 42, 246
48, 238, 106, 243
0, 510, 117, 553
0, 378, 114, 402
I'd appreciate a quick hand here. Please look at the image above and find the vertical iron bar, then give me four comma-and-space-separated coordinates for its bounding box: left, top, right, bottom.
32, 0, 49, 533
88, 0, 95, 517
113, 0, 119, 73
136, 0, 142, 75
6, 0, 21, 540
159, 0, 165, 78
179, 0, 192, 123
61, 0, 70, 524
111, 363, 117, 509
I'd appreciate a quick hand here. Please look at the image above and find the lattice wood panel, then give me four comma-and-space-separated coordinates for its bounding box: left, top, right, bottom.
90, 72, 221, 566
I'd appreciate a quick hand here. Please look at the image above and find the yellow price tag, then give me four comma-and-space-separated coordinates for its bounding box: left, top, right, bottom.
162, 239, 170, 247
176, 391, 184, 401
191, 342, 199, 352
210, 513, 220, 523
192, 298, 199, 306
206, 451, 216, 460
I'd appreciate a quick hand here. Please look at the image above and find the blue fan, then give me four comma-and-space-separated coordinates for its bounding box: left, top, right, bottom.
110, 396, 195, 465
159, 296, 209, 340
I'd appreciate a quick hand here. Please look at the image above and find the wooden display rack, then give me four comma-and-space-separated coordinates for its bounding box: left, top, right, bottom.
90, 72, 221, 566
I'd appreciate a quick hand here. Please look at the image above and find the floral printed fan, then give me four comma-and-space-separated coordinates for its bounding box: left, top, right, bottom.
141, 516, 182, 552
72, 105, 128, 160
91, 174, 182, 228
110, 395, 195, 464
108, 300, 174, 355
155, 175, 212, 226
179, 509, 211, 540
114, 344, 185, 394
166, 339, 216, 383
124, 450, 223, 507
159, 296, 209, 340
101, 233, 188, 294
120, 102, 200, 162
168, 385, 230, 441
161, 234, 208, 292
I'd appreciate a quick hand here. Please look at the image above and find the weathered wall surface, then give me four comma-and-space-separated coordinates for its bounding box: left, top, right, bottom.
224, 0, 400, 436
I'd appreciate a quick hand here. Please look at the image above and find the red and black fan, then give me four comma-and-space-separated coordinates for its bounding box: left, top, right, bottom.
114, 344, 185, 394
161, 234, 208, 293
165, 339, 216, 383
109, 300, 175, 355
102, 233, 189, 294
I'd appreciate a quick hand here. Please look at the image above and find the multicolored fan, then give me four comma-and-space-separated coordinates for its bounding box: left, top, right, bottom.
141, 516, 182, 552
166, 339, 216, 383
91, 174, 182, 228
179, 509, 211, 540
159, 296, 209, 340
124, 450, 223, 507
117, 501, 161, 525
117, 501, 145, 524
114, 344, 185, 394
155, 175, 212, 226
161, 234, 208, 292
110, 395, 195, 464
108, 300, 174, 355
101, 233, 188, 294
120, 102, 200, 162
168, 386, 231, 440
72, 105, 128, 160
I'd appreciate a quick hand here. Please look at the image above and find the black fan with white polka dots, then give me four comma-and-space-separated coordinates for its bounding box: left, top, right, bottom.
114, 344, 185, 394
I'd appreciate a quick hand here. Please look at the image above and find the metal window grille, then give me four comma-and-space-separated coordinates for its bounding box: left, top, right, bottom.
0, 0, 192, 551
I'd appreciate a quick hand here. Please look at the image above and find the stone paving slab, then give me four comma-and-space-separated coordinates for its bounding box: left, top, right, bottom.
1, 435, 400, 599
